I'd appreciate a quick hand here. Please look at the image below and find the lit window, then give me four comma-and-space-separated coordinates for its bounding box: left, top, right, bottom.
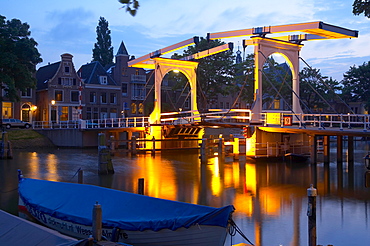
55, 90, 63, 101
131, 103, 137, 114
138, 103, 144, 114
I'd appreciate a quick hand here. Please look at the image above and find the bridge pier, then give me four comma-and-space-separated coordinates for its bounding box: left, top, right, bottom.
323, 136, 330, 164
337, 136, 343, 163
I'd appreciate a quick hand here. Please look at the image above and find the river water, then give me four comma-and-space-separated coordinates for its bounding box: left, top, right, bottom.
1, 141, 370, 246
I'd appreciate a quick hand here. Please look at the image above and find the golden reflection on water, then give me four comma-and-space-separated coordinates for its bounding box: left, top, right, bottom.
209, 157, 222, 197
45, 153, 59, 181
28, 152, 40, 179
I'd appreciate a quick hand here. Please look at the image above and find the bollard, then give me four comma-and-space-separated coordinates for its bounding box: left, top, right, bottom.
92, 202, 102, 241
78, 169, 83, 184
307, 184, 317, 246
131, 136, 137, 155
151, 136, 155, 156
138, 178, 144, 195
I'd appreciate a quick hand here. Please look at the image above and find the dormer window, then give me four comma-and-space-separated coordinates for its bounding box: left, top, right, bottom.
100, 76, 107, 85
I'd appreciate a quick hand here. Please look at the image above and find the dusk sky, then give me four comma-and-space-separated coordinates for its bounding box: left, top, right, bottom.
2, 0, 370, 81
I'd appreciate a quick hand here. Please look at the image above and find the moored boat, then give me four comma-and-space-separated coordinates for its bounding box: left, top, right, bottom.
18, 174, 235, 246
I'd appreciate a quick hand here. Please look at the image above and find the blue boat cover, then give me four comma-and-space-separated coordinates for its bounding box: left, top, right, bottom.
19, 178, 234, 232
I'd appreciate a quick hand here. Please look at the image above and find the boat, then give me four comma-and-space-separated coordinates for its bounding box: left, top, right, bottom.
18, 174, 235, 246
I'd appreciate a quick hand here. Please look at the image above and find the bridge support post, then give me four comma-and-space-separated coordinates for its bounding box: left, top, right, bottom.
218, 137, 224, 159
309, 135, 317, 164
337, 136, 343, 163
131, 136, 137, 155
347, 136, 354, 163
323, 136, 330, 164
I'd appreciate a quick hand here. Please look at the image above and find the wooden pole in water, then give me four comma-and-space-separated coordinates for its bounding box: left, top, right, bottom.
92, 202, 102, 241
78, 169, 83, 184
131, 136, 137, 155
151, 136, 155, 156
347, 136, 354, 163
337, 135, 343, 163
307, 184, 317, 246
138, 178, 144, 195
323, 135, 330, 164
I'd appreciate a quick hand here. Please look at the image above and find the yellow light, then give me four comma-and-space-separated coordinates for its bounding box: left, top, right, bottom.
31, 105, 37, 111
51, 100, 56, 105
173, 69, 180, 73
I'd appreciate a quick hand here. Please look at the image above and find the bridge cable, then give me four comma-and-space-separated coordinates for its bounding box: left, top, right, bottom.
266, 62, 291, 110
258, 51, 312, 114
261, 68, 306, 128
219, 65, 253, 121
299, 57, 355, 114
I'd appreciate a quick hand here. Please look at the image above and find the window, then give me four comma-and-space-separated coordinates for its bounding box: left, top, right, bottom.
131, 103, 137, 114
21, 88, 32, 98
90, 92, 96, 103
101, 92, 107, 104
122, 83, 128, 96
59, 77, 73, 86
2, 102, 13, 119
226, 102, 230, 109
65, 66, 70, 73
131, 83, 145, 100
71, 91, 79, 102
55, 90, 63, 101
184, 98, 190, 109
138, 103, 144, 114
60, 106, 68, 121
99, 76, 107, 85
110, 93, 116, 104
87, 107, 92, 119
93, 107, 99, 119
220, 102, 224, 109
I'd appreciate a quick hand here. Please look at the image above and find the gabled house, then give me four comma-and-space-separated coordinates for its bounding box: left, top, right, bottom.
36, 53, 82, 122
78, 61, 121, 119
108, 41, 147, 117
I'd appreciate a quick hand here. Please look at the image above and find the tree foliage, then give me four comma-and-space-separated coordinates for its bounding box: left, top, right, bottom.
341, 61, 370, 110
118, 0, 140, 16
353, 0, 370, 18
0, 15, 42, 102
300, 67, 340, 112
92, 17, 113, 68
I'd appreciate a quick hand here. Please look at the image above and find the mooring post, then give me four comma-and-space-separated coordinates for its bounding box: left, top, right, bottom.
218, 137, 224, 158
337, 135, 343, 163
98, 133, 114, 174
110, 135, 115, 152
92, 202, 102, 241
131, 136, 137, 155
138, 178, 144, 195
1, 131, 9, 159
233, 137, 240, 160
323, 135, 330, 164
78, 169, 83, 184
307, 184, 317, 246
347, 135, 354, 164
151, 136, 155, 156
200, 138, 207, 163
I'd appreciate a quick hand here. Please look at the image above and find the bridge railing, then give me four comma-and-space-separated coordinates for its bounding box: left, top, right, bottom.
33, 117, 149, 129
283, 113, 370, 130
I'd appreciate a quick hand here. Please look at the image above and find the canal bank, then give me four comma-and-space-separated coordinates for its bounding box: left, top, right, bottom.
0, 129, 55, 150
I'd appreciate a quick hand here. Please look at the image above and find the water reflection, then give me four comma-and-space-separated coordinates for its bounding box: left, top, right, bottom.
1, 144, 370, 245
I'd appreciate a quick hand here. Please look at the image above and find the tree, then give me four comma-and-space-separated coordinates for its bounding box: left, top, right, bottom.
353, 0, 370, 18
173, 38, 235, 111
0, 15, 42, 103
300, 67, 340, 113
341, 61, 370, 111
92, 17, 113, 68
119, 0, 140, 16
